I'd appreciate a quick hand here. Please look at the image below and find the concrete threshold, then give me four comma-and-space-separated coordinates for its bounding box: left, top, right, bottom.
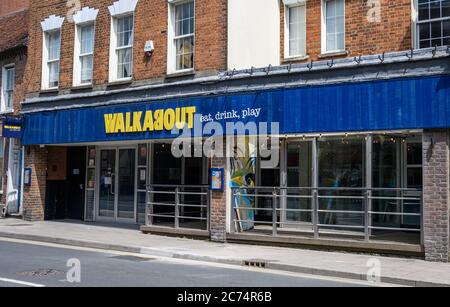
0, 229, 445, 287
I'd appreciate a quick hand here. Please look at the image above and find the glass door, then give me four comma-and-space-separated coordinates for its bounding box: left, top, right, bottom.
98, 148, 137, 222
117, 148, 136, 221
99, 149, 116, 218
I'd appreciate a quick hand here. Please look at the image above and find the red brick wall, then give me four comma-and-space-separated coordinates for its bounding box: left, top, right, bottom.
0, 0, 29, 17
25, 0, 227, 96
280, 0, 412, 63
23, 146, 47, 221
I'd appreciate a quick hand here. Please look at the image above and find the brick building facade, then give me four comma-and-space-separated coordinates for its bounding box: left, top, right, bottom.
10, 0, 450, 262
0, 8, 29, 216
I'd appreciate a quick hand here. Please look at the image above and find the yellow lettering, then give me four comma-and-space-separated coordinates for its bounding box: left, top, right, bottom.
154, 109, 163, 131
132, 111, 143, 132
164, 108, 175, 131
185, 106, 196, 129
125, 112, 133, 132
104, 113, 117, 134
115, 113, 125, 133
143, 111, 154, 131
175, 107, 186, 129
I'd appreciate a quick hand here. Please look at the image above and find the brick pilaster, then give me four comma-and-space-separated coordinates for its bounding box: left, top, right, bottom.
210, 156, 227, 243
23, 146, 47, 221
423, 129, 450, 262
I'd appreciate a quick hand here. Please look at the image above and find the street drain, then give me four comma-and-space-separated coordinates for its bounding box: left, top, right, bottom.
243, 260, 267, 269
17, 269, 64, 277
111, 255, 156, 262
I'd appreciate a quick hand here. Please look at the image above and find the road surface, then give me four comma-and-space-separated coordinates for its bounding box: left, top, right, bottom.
0, 239, 376, 287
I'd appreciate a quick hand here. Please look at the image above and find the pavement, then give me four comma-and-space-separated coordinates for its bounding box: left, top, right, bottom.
0, 218, 449, 287
0, 240, 371, 287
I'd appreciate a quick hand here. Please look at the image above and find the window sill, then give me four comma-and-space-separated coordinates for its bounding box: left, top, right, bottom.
107, 79, 133, 87
39, 88, 59, 95
282, 55, 310, 63
71, 84, 93, 91
318, 50, 349, 59
165, 69, 195, 79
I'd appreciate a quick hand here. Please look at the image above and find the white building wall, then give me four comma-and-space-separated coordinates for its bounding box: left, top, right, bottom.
227, 0, 280, 70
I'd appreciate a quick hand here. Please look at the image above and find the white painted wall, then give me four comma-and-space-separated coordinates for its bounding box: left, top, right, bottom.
228, 0, 280, 70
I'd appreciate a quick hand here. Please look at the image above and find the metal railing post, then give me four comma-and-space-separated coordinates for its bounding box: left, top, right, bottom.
175, 187, 180, 229
364, 190, 370, 242
272, 189, 278, 236
313, 189, 319, 239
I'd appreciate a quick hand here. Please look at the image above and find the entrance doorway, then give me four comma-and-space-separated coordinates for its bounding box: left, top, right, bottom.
98, 147, 136, 223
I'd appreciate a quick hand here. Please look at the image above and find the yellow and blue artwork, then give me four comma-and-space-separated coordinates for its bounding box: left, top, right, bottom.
230, 139, 256, 232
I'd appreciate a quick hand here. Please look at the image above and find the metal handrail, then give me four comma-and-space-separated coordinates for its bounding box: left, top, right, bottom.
231, 186, 422, 242
146, 185, 211, 231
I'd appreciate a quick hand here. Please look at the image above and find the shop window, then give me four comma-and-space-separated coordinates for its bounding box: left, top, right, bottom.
322, 0, 345, 53
318, 136, 365, 227
416, 0, 450, 48
286, 141, 312, 223
284, 1, 307, 58
168, 0, 195, 74
1, 65, 14, 112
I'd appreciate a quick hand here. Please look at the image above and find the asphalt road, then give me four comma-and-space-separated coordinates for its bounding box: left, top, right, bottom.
0, 239, 373, 287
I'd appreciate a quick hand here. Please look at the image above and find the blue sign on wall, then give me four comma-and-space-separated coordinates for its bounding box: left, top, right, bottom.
3, 117, 23, 139
22, 75, 450, 145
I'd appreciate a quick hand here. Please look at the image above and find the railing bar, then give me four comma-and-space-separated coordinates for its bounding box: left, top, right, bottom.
317, 210, 364, 214
178, 216, 207, 221
369, 211, 421, 217
368, 226, 421, 232
317, 224, 365, 229
146, 202, 176, 207
369, 197, 422, 201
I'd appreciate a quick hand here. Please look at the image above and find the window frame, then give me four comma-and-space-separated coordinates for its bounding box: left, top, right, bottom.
73, 22, 96, 87
42, 29, 62, 90
1, 64, 15, 113
321, 0, 346, 54
284, 1, 307, 59
167, 0, 196, 74
413, 0, 450, 49
109, 13, 135, 83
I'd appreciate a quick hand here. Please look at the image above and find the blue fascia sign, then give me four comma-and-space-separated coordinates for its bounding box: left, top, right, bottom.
22, 75, 450, 145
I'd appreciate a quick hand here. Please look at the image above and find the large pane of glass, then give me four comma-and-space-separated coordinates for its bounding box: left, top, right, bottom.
318, 136, 365, 229
286, 141, 312, 224
372, 136, 400, 228
152, 143, 181, 225
99, 150, 116, 218
117, 149, 136, 219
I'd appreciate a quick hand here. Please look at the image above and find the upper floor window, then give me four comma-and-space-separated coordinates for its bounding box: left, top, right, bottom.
116, 15, 134, 79
73, 7, 99, 86
416, 0, 450, 48
284, 1, 307, 58
108, 0, 138, 82
168, 0, 195, 73
322, 0, 345, 53
46, 30, 61, 88
1, 65, 15, 112
41, 15, 64, 90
